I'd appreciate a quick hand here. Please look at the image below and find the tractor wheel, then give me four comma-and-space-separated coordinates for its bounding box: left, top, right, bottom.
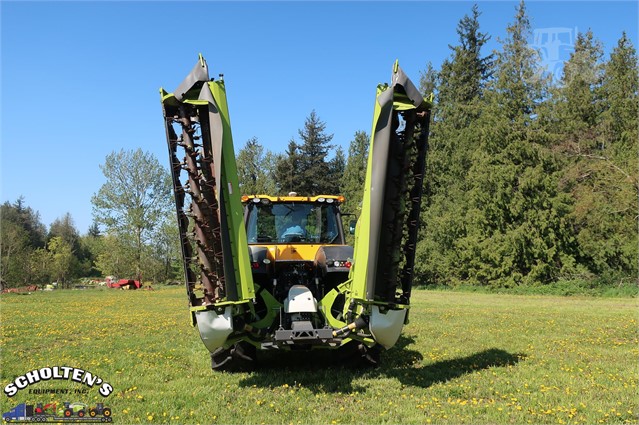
64, 409, 72, 417
89, 409, 97, 417
77, 410, 85, 418
338, 342, 382, 368
210, 342, 257, 372
103, 408, 111, 417
360, 343, 382, 366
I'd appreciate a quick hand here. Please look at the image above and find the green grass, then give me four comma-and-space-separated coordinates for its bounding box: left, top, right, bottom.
1, 287, 637, 424
418, 278, 639, 297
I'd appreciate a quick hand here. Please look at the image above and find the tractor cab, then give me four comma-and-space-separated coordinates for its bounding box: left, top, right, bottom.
242, 194, 353, 307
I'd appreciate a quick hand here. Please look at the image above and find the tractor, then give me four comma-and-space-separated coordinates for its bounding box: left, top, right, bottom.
60, 402, 87, 417
160, 56, 431, 370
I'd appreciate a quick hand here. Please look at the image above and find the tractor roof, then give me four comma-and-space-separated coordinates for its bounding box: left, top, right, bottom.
241, 194, 344, 204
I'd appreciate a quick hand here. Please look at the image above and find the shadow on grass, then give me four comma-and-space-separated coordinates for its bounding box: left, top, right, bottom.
238, 336, 525, 394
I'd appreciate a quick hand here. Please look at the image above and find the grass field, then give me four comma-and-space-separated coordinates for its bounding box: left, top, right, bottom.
1, 287, 636, 424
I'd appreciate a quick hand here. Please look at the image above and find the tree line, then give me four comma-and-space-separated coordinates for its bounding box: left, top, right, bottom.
1, 150, 181, 288
238, 1, 638, 288
2, 1, 636, 289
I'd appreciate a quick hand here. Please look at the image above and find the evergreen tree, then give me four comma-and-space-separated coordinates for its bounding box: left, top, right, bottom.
274, 139, 299, 195
456, 0, 576, 286
296, 110, 334, 195
339, 131, 369, 244
562, 32, 639, 278
48, 213, 81, 254
275, 111, 336, 196
0, 199, 48, 286
87, 222, 101, 238
553, 30, 605, 151
1, 197, 47, 249
340, 131, 369, 214
439, 4, 493, 118
328, 147, 346, 193
414, 4, 494, 284
236, 137, 278, 195
601, 32, 639, 149
419, 62, 438, 98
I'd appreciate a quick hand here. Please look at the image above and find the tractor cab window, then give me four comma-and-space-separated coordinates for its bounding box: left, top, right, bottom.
246, 202, 341, 244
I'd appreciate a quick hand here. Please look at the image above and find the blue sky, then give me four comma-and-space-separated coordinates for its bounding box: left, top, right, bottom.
1, 1, 637, 234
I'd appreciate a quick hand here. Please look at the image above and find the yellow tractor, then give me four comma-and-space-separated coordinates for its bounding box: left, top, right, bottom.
161, 56, 432, 369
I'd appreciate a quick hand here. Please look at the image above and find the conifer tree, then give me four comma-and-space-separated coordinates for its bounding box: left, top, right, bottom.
414, 4, 494, 284
296, 110, 334, 195
275, 111, 336, 196
236, 137, 277, 195
553, 30, 605, 151
274, 140, 299, 195
340, 131, 369, 215
457, 0, 576, 286
563, 33, 639, 277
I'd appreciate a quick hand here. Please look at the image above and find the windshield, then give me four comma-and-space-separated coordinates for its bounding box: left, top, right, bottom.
246, 203, 342, 244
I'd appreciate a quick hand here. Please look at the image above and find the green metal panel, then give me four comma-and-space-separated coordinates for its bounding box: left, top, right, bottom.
349, 83, 390, 301
348, 61, 432, 304
206, 80, 255, 301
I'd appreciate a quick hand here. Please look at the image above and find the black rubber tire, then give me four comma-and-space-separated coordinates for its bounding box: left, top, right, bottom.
338, 342, 382, 368
211, 342, 257, 372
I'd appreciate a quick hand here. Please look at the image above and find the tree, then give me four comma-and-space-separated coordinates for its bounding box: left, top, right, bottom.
236, 137, 278, 195
340, 131, 369, 214
91, 149, 172, 279
438, 3, 493, 118
87, 222, 101, 238
0, 216, 29, 286
1, 197, 47, 249
27, 248, 52, 286
419, 62, 438, 98
414, 4, 494, 284
339, 131, 369, 244
328, 147, 346, 193
134, 214, 184, 285
0, 198, 47, 287
274, 140, 300, 195
48, 237, 74, 287
93, 234, 137, 278
601, 32, 639, 149
456, 0, 576, 287
48, 213, 81, 255
281, 111, 335, 196
558, 32, 639, 278
553, 30, 605, 151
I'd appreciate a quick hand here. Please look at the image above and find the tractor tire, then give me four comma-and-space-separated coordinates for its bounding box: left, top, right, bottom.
89, 409, 97, 417
210, 342, 257, 372
338, 342, 382, 368
64, 409, 72, 417
103, 408, 111, 417
77, 410, 85, 418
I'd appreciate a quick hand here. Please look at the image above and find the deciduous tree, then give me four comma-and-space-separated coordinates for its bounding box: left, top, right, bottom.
91, 149, 172, 280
